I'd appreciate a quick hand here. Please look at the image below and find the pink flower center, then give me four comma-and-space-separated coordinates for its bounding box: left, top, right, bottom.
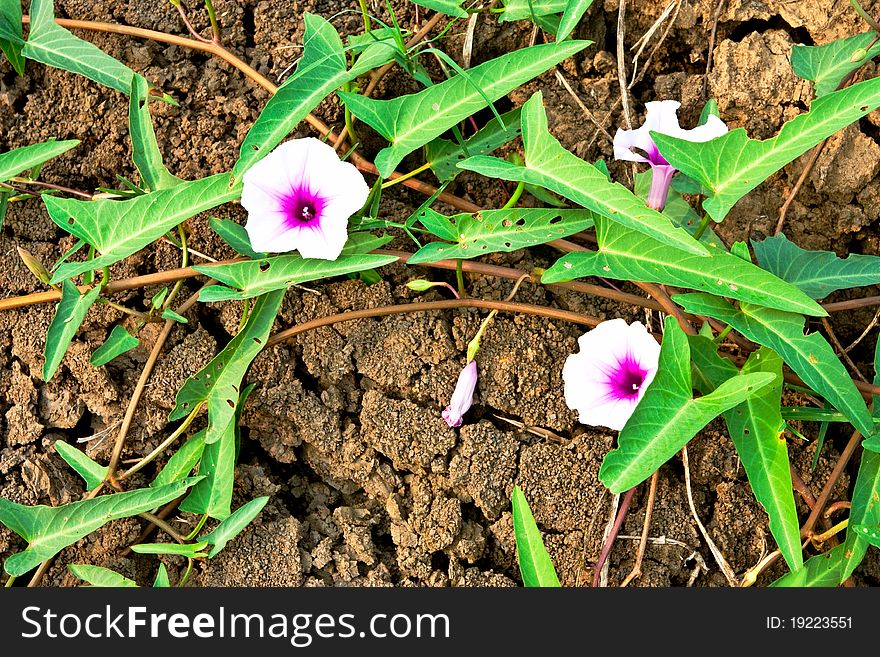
608, 355, 649, 401
282, 187, 325, 228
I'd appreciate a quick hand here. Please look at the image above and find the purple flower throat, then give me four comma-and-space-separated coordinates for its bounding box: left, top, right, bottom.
283, 187, 325, 229
609, 355, 648, 401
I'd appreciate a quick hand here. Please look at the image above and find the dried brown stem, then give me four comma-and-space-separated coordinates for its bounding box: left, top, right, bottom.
620, 469, 659, 587
592, 487, 635, 587
801, 428, 862, 537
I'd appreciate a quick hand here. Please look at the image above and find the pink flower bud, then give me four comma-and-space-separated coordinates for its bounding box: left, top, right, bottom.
442, 360, 478, 428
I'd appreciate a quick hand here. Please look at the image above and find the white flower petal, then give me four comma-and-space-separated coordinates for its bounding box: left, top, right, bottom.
294, 217, 350, 260
244, 209, 291, 252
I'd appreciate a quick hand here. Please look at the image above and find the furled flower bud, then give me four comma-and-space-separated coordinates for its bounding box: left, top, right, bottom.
442, 360, 478, 428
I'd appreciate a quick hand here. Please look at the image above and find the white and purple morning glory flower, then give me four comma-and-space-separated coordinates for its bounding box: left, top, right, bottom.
613, 100, 728, 211
241, 137, 370, 260
562, 319, 661, 431
443, 360, 478, 428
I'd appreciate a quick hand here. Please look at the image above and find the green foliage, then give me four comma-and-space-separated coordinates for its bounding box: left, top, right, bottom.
195, 252, 398, 302
0, 478, 197, 576
129, 76, 181, 191
752, 233, 880, 300
674, 293, 875, 441
0, 0, 25, 75
460, 93, 707, 255
410, 0, 467, 17
409, 208, 595, 264
179, 419, 236, 520
233, 14, 397, 179
44, 280, 102, 380
340, 42, 591, 177
200, 496, 270, 557
0, 139, 79, 183
557, 0, 595, 42
47, 173, 241, 283
543, 216, 825, 316
771, 545, 845, 587
170, 290, 283, 446
161, 308, 188, 324
153, 563, 170, 587
90, 325, 139, 367
425, 107, 522, 182
68, 564, 138, 587
53, 441, 107, 491
791, 31, 880, 97
209, 217, 263, 259
653, 76, 880, 221
850, 524, 880, 548
600, 318, 775, 493
689, 341, 802, 571
130, 541, 209, 557
511, 486, 560, 587
151, 430, 207, 488
22, 0, 146, 95
500, 0, 567, 22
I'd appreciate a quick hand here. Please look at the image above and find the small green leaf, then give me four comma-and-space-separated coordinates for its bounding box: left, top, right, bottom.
674, 293, 875, 441
771, 545, 844, 587
151, 430, 207, 488
68, 564, 138, 587
179, 420, 236, 520
209, 217, 263, 259
0, 139, 80, 184
511, 486, 560, 587
170, 291, 283, 447
0, 478, 198, 576
0, 0, 25, 75
53, 441, 108, 491
556, 0, 595, 41
460, 93, 707, 256
689, 341, 802, 572
47, 173, 241, 283
752, 233, 880, 300
153, 563, 170, 588
792, 31, 880, 97
543, 216, 825, 316
410, 0, 467, 17
130, 541, 209, 557
233, 14, 397, 179
600, 317, 776, 493
653, 76, 880, 222
90, 325, 140, 367
129, 76, 181, 191
44, 280, 102, 380
850, 524, 880, 548
200, 496, 270, 558
22, 0, 146, 95
340, 42, 592, 177
161, 308, 188, 324
500, 0, 568, 22
425, 107, 522, 183
194, 252, 399, 302
409, 208, 595, 264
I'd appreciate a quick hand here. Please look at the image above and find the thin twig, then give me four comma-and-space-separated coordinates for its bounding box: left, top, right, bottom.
620, 469, 659, 587
592, 487, 635, 587
844, 307, 880, 354
553, 68, 614, 142
774, 141, 826, 236
822, 316, 868, 382
616, 0, 632, 130
703, 0, 727, 97
801, 428, 862, 537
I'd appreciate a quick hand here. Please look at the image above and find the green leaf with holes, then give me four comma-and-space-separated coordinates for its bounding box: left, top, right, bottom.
47, 173, 241, 283
511, 486, 560, 587
409, 208, 595, 264
460, 93, 707, 255
44, 279, 103, 380
53, 441, 108, 491
792, 31, 880, 98
151, 430, 207, 489
194, 251, 398, 302
68, 564, 138, 587
752, 233, 880, 300
425, 107, 522, 182
169, 290, 283, 448
556, 0, 595, 41
600, 317, 775, 493
674, 293, 875, 441
200, 496, 270, 558
689, 340, 802, 572
22, 0, 146, 95
91, 325, 140, 367
543, 216, 825, 316
771, 545, 845, 587
850, 524, 880, 548
340, 42, 591, 178
233, 13, 397, 179
0, 478, 198, 576
652, 75, 880, 222
0, 139, 80, 184
129, 75, 181, 191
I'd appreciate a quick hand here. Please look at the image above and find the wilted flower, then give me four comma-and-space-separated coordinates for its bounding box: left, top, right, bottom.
443, 360, 478, 428
613, 100, 727, 211
562, 319, 661, 431
241, 138, 370, 260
